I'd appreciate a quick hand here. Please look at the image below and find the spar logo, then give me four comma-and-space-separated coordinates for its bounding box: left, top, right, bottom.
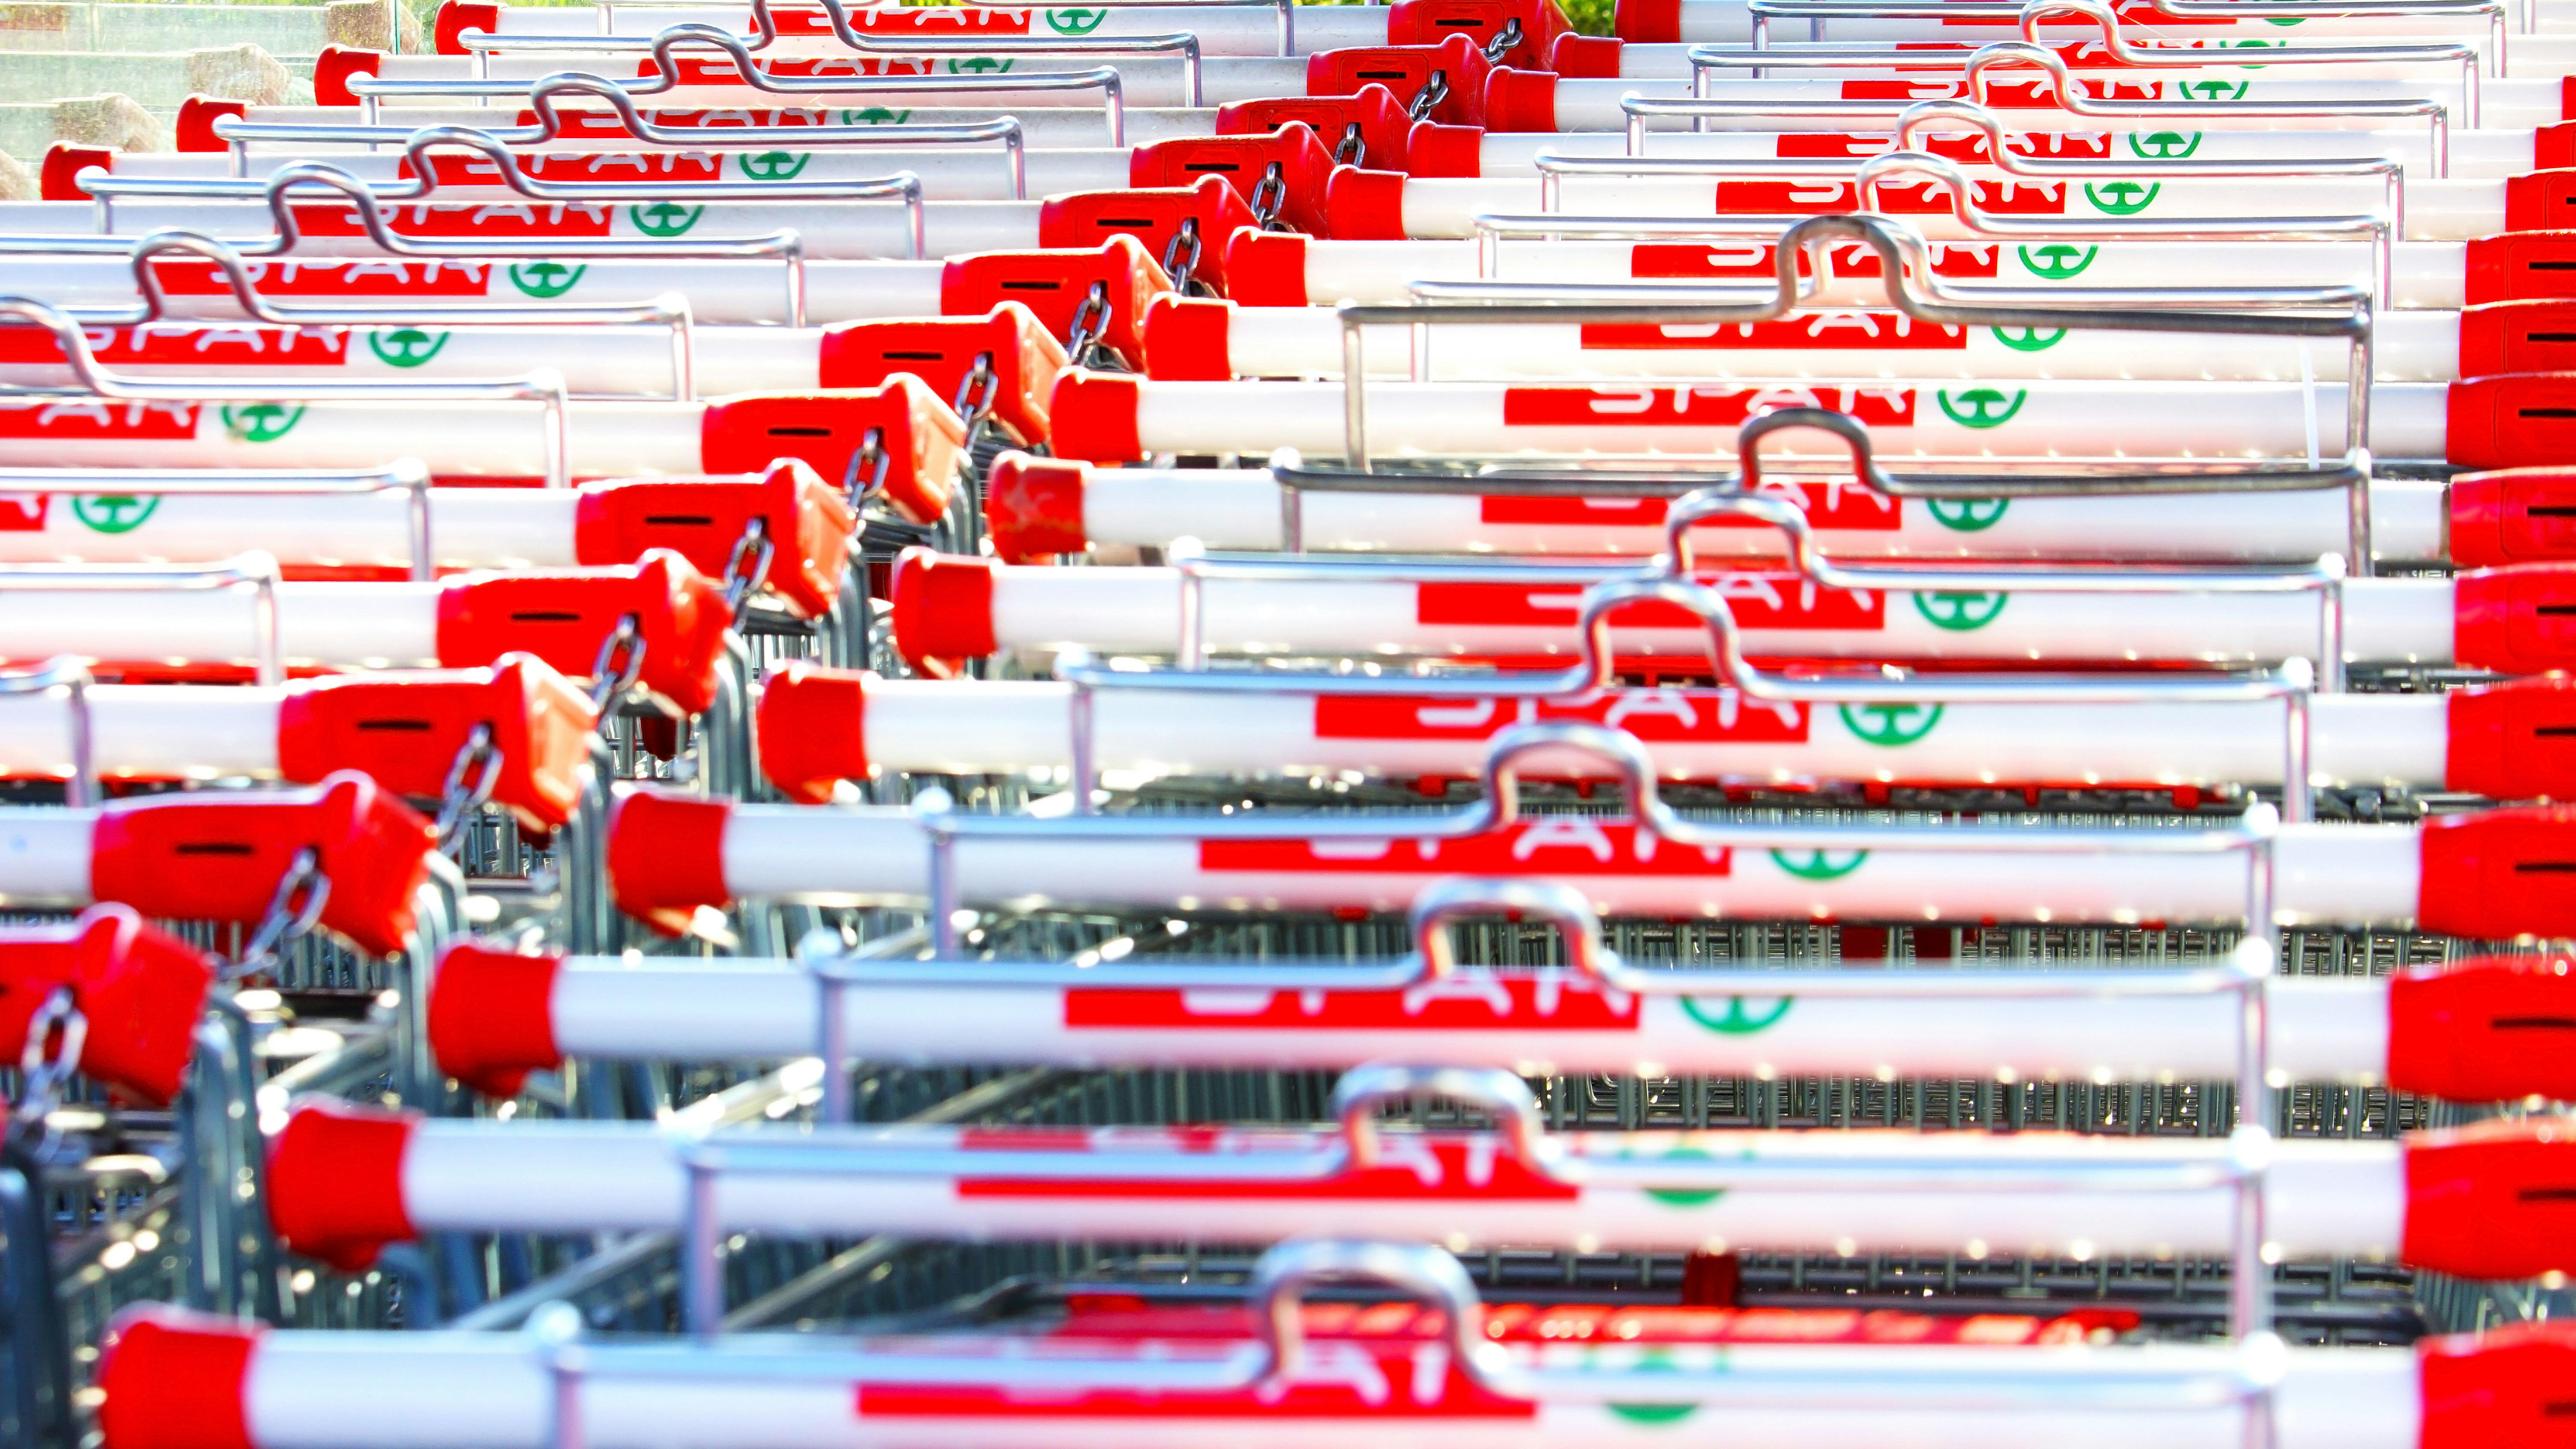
1992, 326, 2066, 352
1934, 387, 2026, 428
1679, 996, 1793, 1034
629, 201, 705, 236
1912, 591, 2009, 631
1501, 384, 1915, 430
2129, 130, 2202, 159
1926, 497, 2008, 530
738, 150, 810, 179
71, 495, 159, 534
366, 327, 449, 367
839, 107, 913, 124
1045, 6, 1107, 31
946, 55, 1015, 72
1770, 848, 1867, 880
1314, 688, 1808, 746
2176, 78, 2251, 100
1065, 974, 1642, 1031
2083, 180, 2161, 215
507, 260, 586, 298
1837, 701, 1943, 745
2017, 243, 2096, 280
219, 403, 304, 443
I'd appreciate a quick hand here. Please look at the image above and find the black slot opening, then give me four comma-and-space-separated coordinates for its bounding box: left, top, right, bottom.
2494, 1016, 2576, 1029
1186, 161, 1241, 172
2518, 408, 2576, 419
174, 841, 256, 856
2510, 860, 2576, 872
641, 515, 714, 527
2531, 261, 2576, 270
881, 350, 945, 361
353, 719, 434, 732
2527, 506, 2576, 517
1355, 68, 1407, 78
767, 426, 832, 437
2518, 1186, 2576, 1200
509, 611, 584, 623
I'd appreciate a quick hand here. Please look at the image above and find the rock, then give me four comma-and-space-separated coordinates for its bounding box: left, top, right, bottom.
325, 0, 424, 52
187, 42, 292, 105
0, 148, 33, 201
51, 92, 166, 152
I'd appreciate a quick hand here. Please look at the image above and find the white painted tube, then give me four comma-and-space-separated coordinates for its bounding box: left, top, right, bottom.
778, 673, 2475, 788
90, 147, 1130, 201
1043, 466, 2451, 561
1363, 175, 2500, 244
290, 1110, 2418, 1261
1075, 376, 2450, 463
1539, 79, 2565, 134
449, 942, 2406, 1083
1249, 237, 2473, 312
99, 1310, 2442, 1449
1479, 127, 2538, 179
11, 199, 1040, 261
1183, 304, 2465, 382
0, 257, 945, 327
909, 557, 2466, 669
478, 1, 1391, 54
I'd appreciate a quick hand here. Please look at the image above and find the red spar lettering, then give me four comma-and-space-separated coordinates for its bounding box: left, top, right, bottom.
1479, 481, 1901, 532
1315, 688, 1808, 745
291, 203, 614, 238
1500, 385, 1915, 430
1715, 178, 2065, 217
1064, 974, 1643, 1031
1200, 821, 1735, 876
1415, 570, 1883, 631
859, 1339, 1531, 1419
1630, 240, 1998, 281
143, 259, 493, 297
1579, 314, 1967, 354
956, 1137, 1580, 1200
0, 324, 348, 368
0, 401, 198, 439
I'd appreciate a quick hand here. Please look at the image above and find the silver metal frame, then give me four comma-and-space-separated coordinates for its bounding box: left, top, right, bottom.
0, 552, 286, 686
209, 72, 1029, 201
587, 0, 1307, 59
1634, 36, 2454, 176
0, 295, 576, 490
0, 657, 96, 808
1746, 0, 2510, 72
85, 126, 930, 266
452, 0, 1207, 111
345, 28, 1134, 148
0, 460, 437, 581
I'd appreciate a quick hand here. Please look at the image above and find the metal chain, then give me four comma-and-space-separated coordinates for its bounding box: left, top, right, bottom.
949, 352, 1000, 437
1159, 218, 1203, 296
1408, 69, 1450, 122
720, 516, 778, 623
1063, 282, 1112, 369
842, 426, 892, 509
1481, 17, 1523, 64
1333, 122, 1365, 167
1249, 161, 1290, 231
587, 612, 647, 716
12, 988, 84, 1132
232, 846, 331, 983
431, 722, 505, 852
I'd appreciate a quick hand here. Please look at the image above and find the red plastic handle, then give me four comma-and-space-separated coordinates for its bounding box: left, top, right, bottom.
887, 546, 1002, 677
96, 1307, 261, 1449
697, 381, 965, 530
1027, 184, 1246, 301
0, 905, 213, 1105
1216, 85, 1413, 174
984, 452, 1092, 564
2388, 954, 2576, 1102
1130, 123, 1337, 236
2444, 674, 2576, 798
2451, 562, 2576, 674
273, 655, 598, 829
1386, 0, 1568, 69
425, 941, 562, 1098
1305, 34, 1491, 127
574, 459, 855, 620
264, 1100, 421, 1270
2415, 804, 2576, 940
88, 772, 437, 959
755, 660, 874, 804
434, 550, 732, 715
2403, 1117, 2576, 1279
2465, 230, 2576, 306
2460, 300, 2576, 378
2448, 373, 2576, 470
2448, 467, 2576, 567
605, 786, 734, 931
174, 96, 246, 154
817, 302, 1067, 448
2418, 1319, 2576, 1449
39, 142, 111, 202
